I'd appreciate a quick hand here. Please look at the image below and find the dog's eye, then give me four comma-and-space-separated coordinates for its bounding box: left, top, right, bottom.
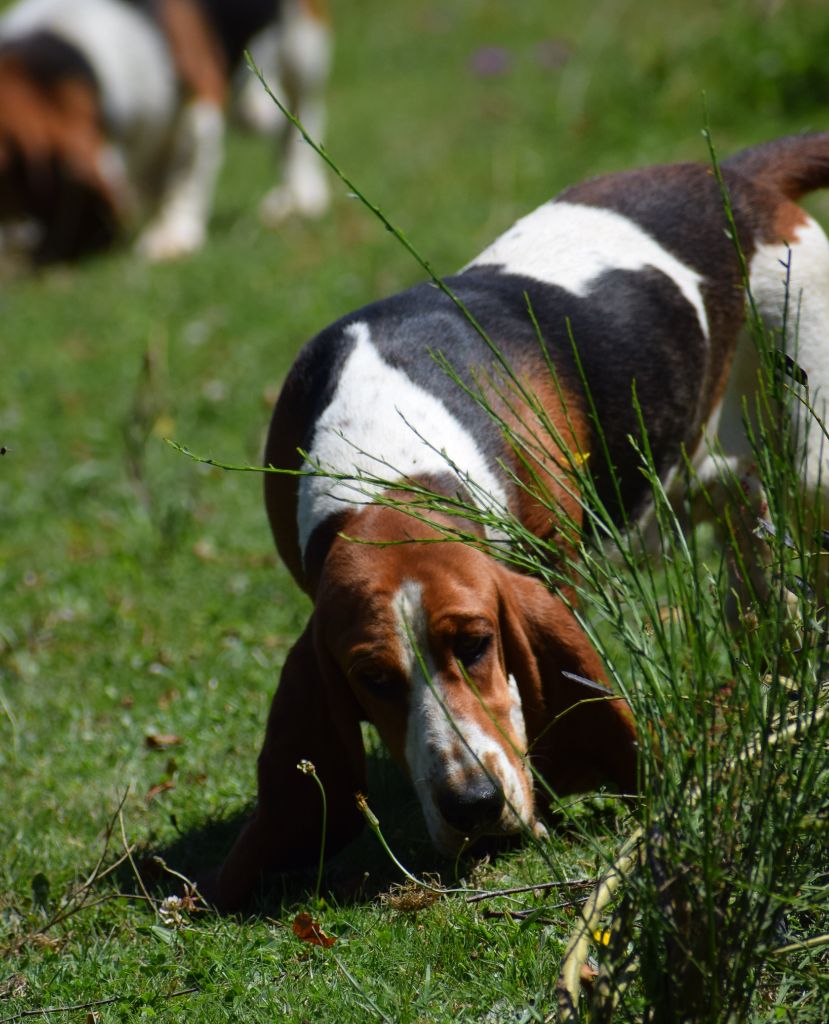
351, 664, 397, 698
453, 632, 492, 668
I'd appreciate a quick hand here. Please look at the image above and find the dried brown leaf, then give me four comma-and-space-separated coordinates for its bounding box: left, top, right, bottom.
292, 912, 336, 947
145, 733, 182, 750
145, 780, 176, 803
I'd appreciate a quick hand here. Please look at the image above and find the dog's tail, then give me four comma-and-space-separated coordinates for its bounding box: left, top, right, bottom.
723, 132, 829, 201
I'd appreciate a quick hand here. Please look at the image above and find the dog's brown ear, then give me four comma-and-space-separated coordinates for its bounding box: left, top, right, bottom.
496, 565, 638, 797
211, 614, 366, 910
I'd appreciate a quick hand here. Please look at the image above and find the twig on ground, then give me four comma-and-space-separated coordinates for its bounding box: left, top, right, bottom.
1, 792, 147, 955
466, 879, 591, 904
552, 832, 643, 1024
0, 987, 198, 1024
118, 805, 155, 909
482, 896, 589, 921
771, 933, 829, 956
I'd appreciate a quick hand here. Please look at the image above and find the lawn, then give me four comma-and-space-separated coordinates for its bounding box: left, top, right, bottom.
1, 1, 828, 1021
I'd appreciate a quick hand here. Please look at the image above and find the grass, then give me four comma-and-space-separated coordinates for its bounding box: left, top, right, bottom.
1, 0, 828, 1020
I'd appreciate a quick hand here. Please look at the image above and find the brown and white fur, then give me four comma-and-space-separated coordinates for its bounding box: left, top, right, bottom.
210, 135, 829, 909
0, 0, 330, 263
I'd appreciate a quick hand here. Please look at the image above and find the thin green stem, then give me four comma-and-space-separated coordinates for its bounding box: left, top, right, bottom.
297, 760, 328, 905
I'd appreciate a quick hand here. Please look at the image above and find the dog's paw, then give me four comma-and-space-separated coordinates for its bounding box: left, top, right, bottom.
193, 866, 252, 915
192, 867, 222, 910
136, 218, 206, 262
259, 175, 330, 228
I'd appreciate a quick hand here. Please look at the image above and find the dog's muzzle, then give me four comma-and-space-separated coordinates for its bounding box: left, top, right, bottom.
433, 776, 506, 834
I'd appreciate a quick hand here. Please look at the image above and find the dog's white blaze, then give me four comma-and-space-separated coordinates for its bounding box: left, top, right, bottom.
298, 322, 510, 556
467, 200, 710, 339
0, 0, 176, 145
393, 581, 533, 849
396, 579, 455, 846
506, 673, 528, 750
391, 579, 426, 681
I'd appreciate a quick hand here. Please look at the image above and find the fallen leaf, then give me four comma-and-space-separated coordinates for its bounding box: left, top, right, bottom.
146, 780, 176, 803
292, 912, 336, 947
145, 733, 182, 750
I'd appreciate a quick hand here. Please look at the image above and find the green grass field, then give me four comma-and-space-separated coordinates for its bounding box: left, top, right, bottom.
2, 1, 828, 1020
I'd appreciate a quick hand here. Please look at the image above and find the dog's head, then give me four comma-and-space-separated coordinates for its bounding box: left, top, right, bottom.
287, 503, 638, 855
0, 54, 119, 261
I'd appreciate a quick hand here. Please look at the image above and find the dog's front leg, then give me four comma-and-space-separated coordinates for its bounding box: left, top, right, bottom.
136, 99, 224, 261
204, 616, 367, 911
259, 3, 332, 227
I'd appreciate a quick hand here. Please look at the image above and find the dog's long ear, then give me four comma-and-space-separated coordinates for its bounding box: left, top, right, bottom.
496, 565, 638, 797
39, 79, 121, 260
212, 614, 366, 910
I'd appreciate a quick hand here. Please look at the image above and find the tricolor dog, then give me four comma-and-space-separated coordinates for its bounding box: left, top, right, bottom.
0, 0, 330, 262
210, 135, 829, 909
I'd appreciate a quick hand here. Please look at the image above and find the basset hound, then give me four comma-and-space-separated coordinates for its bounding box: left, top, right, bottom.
0, 0, 330, 263
209, 134, 829, 909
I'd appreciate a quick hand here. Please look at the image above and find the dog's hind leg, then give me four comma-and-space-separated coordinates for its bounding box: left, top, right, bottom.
136, 0, 228, 261
136, 99, 225, 261
259, 0, 331, 227
690, 211, 829, 634
749, 212, 829, 606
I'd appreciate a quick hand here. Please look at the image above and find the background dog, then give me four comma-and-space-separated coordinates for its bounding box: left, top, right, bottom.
207, 134, 829, 909
0, 0, 330, 263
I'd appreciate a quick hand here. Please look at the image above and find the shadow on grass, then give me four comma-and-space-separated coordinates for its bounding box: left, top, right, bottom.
127, 748, 476, 918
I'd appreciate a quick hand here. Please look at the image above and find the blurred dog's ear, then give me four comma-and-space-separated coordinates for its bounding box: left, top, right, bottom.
33, 162, 119, 262
496, 565, 638, 796
34, 78, 121, 261
0, 71, 121, 261
212, 614, 366, 911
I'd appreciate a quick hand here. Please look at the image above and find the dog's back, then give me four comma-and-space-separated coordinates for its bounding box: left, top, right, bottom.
265, 134, 829, 593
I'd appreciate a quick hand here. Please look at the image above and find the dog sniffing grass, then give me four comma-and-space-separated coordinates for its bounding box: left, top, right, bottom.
2, 1, 828, 1020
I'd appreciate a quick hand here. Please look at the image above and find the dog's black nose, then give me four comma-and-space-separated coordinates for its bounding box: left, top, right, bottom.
434, 777, 505, 833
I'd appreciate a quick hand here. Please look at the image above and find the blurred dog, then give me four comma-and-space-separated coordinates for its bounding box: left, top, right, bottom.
0, 0, 331, 263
